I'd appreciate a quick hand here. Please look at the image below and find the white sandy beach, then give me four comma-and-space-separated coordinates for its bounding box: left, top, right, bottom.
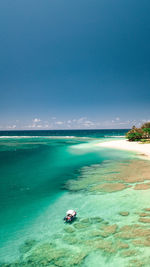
96, 139, 150, 159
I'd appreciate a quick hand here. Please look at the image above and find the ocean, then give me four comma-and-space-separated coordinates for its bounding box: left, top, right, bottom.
0, 130, 150, 266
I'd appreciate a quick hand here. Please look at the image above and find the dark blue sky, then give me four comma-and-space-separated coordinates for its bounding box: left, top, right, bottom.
0, 0, 150, 129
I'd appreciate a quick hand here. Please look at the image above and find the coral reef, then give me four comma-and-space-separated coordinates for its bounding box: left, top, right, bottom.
90, 183, 127, 193
134, 183, 150, 190
119, 212, 129, 216
1, 158, 150, 267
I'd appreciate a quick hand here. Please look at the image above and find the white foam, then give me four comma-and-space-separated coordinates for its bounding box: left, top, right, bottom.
0, 136, 76, 139
104, 135, 125, 138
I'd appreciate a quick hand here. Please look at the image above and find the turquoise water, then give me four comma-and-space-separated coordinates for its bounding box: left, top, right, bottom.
0, 130, 150, 266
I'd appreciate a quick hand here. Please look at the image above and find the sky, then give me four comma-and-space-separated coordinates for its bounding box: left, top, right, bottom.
0, 0, 150, 130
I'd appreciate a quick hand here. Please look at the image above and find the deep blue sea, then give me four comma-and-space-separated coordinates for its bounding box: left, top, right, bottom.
0, 129, 128, 138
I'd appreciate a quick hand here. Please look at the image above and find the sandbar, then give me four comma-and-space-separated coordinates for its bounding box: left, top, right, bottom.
96, 139, 150, 159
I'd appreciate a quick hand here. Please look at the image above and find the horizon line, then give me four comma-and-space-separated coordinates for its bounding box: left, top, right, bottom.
0, 128, 130, 131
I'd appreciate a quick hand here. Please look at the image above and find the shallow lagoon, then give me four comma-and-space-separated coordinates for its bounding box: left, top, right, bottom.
0, 135, 150, 266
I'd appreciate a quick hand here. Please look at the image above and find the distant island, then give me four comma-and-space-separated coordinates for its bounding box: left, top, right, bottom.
126, 122, 150, 142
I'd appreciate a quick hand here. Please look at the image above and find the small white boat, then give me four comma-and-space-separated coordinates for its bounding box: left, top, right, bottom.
64, 209, 77, 222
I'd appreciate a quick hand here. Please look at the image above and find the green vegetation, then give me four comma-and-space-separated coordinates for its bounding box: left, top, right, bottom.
126, 122, 150, 142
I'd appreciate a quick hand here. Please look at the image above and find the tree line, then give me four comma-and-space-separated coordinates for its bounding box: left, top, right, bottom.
126, 122, 150, 141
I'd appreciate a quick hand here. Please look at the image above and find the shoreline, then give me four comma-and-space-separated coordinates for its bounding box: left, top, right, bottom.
96, 139, 150, 159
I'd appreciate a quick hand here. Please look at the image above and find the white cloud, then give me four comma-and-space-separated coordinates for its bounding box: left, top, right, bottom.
117, 122, 129, 125
7, 125, 16, 129
83, 120, 95, 127
55, 121, 63, 125
25, 123, 49, 129
25, 124, 36, 128
77, 117, 87, 124
83, 123, 91, 127
84, 120, 92, 124
33, 118, 41, 123
25, 118, 42, 128
115, 117, 120, 121
4, 116, 147, 130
